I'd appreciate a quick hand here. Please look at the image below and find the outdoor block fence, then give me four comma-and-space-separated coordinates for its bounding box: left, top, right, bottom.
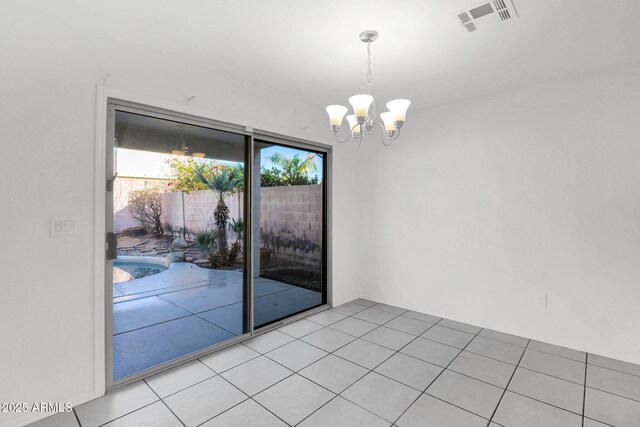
115, 177, 322, 266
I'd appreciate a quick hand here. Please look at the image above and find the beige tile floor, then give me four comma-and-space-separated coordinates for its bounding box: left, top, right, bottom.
30, 299, 640, 427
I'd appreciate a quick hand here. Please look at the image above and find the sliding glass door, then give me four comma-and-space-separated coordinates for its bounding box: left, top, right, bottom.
252, 140, 327, 328
108, 108, 250, 382
106, 102, 329, 386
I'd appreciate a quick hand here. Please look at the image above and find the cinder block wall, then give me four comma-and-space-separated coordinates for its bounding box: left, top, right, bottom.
115, 181, 323, 266
161, 190, 243, 236
259, 185, 323, 267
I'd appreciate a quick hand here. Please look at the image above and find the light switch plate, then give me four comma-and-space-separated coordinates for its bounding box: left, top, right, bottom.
536, 294, 548, 308
50, 216, 76, 237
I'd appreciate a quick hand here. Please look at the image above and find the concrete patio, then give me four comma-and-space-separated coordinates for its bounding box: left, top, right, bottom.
113, 263, 321, 380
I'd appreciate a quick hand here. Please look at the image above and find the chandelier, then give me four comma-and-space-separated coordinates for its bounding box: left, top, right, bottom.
326, 30, 411, 147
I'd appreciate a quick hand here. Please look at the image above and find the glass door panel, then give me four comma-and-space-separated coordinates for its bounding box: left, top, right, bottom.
252, 141, 326, 328
110, 110, 248, 381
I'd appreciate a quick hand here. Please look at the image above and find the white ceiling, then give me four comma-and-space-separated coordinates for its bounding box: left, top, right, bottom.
13, 0, 640, 112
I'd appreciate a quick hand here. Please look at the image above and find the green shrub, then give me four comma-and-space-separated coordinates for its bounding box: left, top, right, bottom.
195, 230, 218, 250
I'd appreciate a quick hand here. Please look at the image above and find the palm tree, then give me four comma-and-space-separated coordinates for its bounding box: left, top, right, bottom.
269, 152, 319, 185
230, 218, 244, 243
195, 165, 243, 265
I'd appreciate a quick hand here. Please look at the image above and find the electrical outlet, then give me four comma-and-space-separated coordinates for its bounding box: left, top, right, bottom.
536, 294, 548, 308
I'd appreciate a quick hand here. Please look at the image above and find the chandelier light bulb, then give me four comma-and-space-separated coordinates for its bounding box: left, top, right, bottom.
345, 115, 361, 137
386, 99, 411, 127
380, 112, 396, 136
326, 105, 348, 131
348, 94, 374, 123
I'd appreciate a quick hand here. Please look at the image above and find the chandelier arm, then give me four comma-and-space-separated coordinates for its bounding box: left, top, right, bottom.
332, 123, 362, 144
333, 131, 351, 144
371, 121, 402, 146
389, 125, 402, 141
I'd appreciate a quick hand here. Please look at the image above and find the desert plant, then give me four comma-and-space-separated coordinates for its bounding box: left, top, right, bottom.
128, 188, 164, 237
194, 230, 218, 250
195, 165, 243, 266
213, 200, 230, 259
227, 241, 242, 265
230, 218, 244, 243
208, 249, 224, 268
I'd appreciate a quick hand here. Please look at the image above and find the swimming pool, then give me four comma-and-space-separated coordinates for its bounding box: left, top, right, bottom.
114, 260, 168, 280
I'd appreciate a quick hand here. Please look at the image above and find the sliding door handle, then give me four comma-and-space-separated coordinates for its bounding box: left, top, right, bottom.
106, 232, 117, 260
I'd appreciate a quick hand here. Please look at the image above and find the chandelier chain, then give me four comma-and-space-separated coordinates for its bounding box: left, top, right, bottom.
361, 40, 373, 95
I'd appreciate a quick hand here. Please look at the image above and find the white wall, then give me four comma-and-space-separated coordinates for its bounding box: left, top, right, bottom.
0, 5, 361, 426
355, 64, 640, 365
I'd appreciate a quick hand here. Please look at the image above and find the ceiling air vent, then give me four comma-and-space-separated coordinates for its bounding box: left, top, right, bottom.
469, 3, 494, 19
454, 0, 518, 33
498, 9, 511, 20
494, 0, 507, 10
464, 22, 478, 32
458, 12, 472, 24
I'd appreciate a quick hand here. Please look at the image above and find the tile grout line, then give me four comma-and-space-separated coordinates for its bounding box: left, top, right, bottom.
419, 393, 500, 426
192, 361, 292, 427
487, 339, 531, 424
293, 308, 433, 426
204, 319, 376, 425
184, 354, 256, 426
290, 306, 415, 424
148, 359, 218, 400
192, 397, 251, 427
444, 347, 589, 389
390, 323, 485, 426
72, 408, 82, 427
143, 328, 301, 427
146, 314, 615, 427
523, 346, 587, 364
515, 364, 586, 387
584, 385, 640, 404
94, 400, 160, 427
44, 303, 449, 426
111, 302, 453, 423
582, 353, 588, 427
318, 313, 433, 372
586, 360, 640, 379
211, 343, 366, 427
503, 389, 586, 418
103, 300, 628, 427
405, 353, 590, 418
143, 378, 187, 427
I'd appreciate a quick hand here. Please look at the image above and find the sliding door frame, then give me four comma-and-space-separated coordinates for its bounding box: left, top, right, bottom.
101, 96, 332, 391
